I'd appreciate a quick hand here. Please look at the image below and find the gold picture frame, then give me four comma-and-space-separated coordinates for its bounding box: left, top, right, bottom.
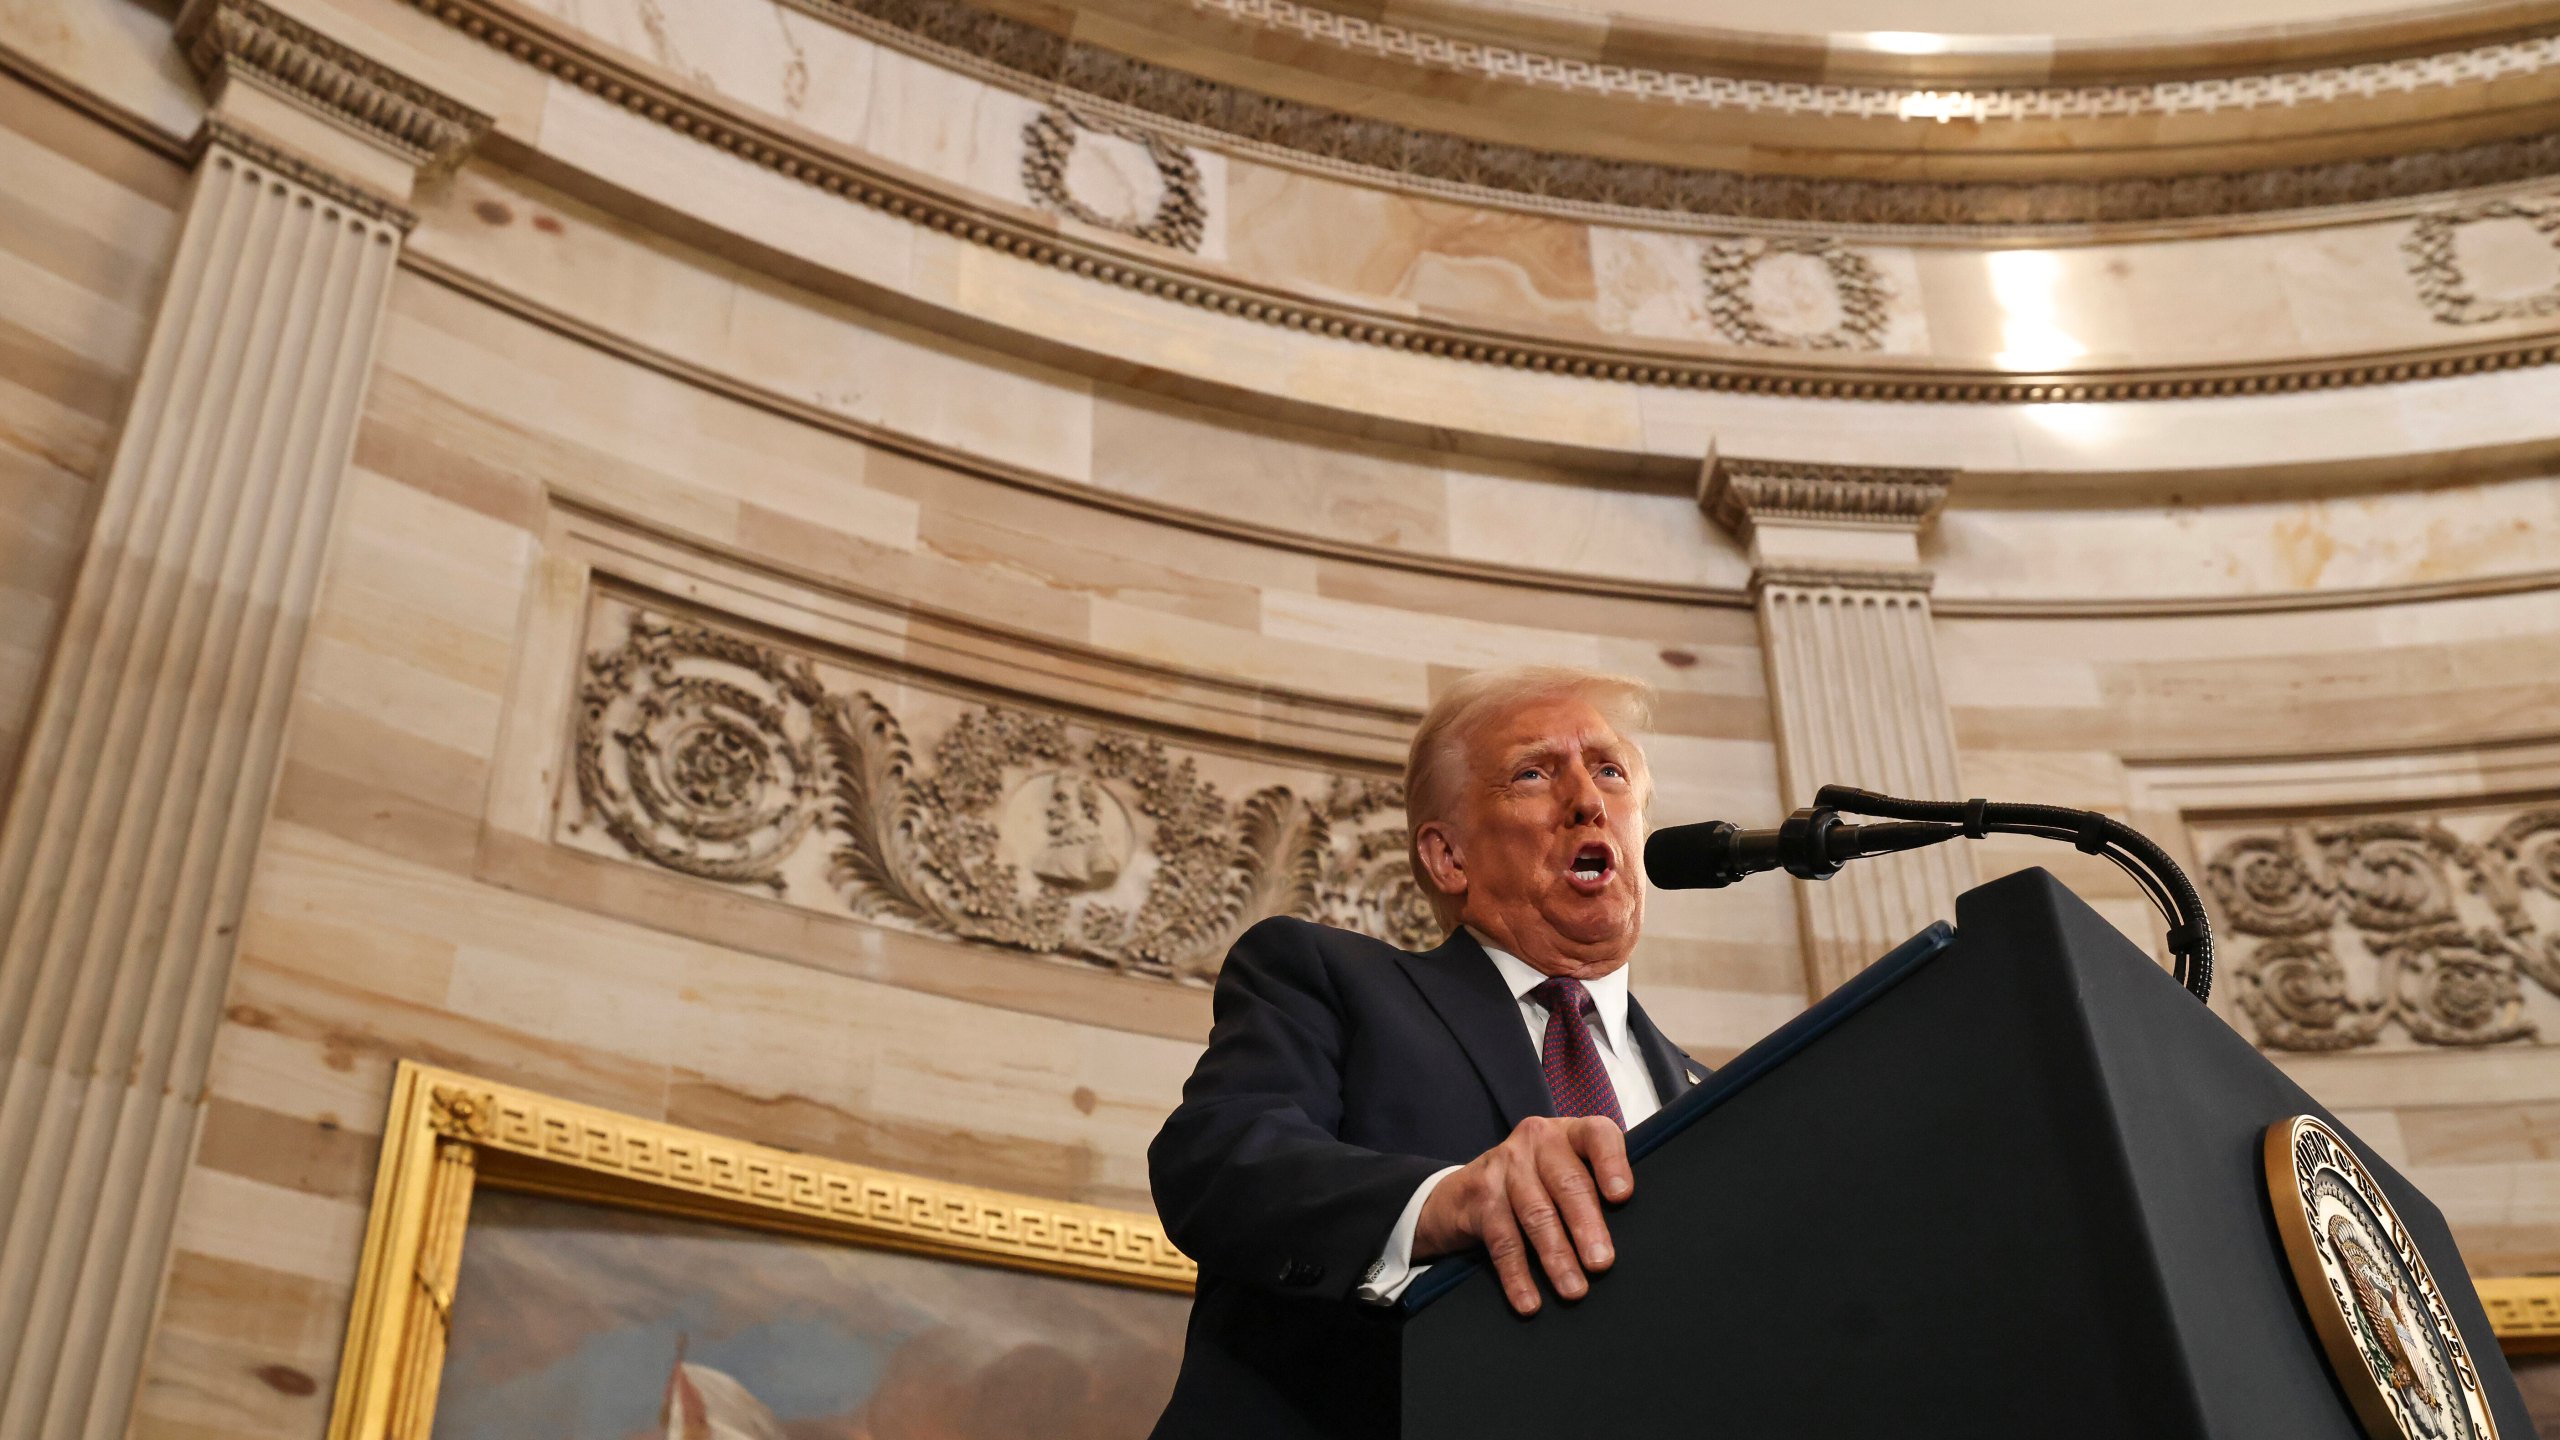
325, 1061, 1196, 1440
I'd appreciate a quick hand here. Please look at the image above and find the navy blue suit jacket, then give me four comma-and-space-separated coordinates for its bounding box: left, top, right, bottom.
1148, 916, 1705, 1439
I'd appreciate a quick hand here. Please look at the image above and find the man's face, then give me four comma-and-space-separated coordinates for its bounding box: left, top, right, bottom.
1420, 695, 1646, 977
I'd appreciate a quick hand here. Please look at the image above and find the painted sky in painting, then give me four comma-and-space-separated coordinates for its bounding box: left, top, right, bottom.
430, 1189, 1187, 1440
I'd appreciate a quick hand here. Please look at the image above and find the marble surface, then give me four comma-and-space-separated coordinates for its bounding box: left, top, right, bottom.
428, 92, 2560, 503
0, 67, 177, 849
6, 23, 2560, 1440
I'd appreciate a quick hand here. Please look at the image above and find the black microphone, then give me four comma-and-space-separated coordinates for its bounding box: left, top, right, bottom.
1644, 806, 1954, 890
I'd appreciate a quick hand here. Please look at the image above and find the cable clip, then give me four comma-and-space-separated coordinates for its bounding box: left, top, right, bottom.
2074, 812, 2110, 855
1961, 798, 1988, 838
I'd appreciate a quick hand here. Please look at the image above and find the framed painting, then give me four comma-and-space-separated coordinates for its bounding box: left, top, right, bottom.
328, 1063, 1195, 1440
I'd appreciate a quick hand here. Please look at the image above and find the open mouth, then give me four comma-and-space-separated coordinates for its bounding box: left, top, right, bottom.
1566, 842, 1615, 893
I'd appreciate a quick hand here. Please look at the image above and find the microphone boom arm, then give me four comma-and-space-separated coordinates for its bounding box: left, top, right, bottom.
1812, 786, 2215, 1004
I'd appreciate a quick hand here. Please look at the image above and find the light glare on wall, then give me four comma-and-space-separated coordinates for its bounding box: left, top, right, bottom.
1857, 30, 1953, 54
1987, 250, 2088, 371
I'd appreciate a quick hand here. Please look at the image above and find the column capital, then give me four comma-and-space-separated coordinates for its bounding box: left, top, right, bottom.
1699, 452, 1956, 539
1701, 450, 1956, 586
178, 0, 489, 212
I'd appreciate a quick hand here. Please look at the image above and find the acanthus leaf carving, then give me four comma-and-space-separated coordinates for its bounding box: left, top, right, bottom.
575, 605, 1438, 985
2202, 806, 2560, 1051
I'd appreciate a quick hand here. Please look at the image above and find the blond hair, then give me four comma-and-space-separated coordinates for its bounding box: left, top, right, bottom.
1403, 666, 1656, 928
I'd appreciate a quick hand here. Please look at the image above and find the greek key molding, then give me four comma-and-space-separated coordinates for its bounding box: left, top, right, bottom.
2201, 804, 2560, 1051
197, 119, 419, 231
178, 0, 489, 170
567, 603, 1439, 982
1701, 456, 1956, 535
1701, 238, 1891, 352
2404, 197, 2560, 325
1022, 105, 1206, 252
1195, 0, 2560, 126
418, 1068, 1193, 1281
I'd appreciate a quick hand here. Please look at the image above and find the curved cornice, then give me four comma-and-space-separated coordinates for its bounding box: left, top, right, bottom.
1134, 0, 2560, 88
403, 0, 2560, 402
408, 250, 2560, 622
1180, 0, 2560, 122
176, 0, 486, 168
752, 0, 2560, 225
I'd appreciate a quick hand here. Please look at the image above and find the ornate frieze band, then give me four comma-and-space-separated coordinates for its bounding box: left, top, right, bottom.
177, 0, 488, 169
568, 601, 1439, 983
767, 0, 2560, 229
2201, 805, 2560, 1050
1194, 0, 2560, 125
1702, 457, 1956, 536
398, 0, 2560, 402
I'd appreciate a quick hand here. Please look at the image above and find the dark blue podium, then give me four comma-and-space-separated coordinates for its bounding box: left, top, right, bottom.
1399, 868, 2537, 1439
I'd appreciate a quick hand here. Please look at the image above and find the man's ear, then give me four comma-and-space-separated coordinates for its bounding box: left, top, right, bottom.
1415, 821, 1467, 899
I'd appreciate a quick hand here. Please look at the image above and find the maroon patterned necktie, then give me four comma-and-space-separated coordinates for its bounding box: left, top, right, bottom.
1528, 977, 1625, 1129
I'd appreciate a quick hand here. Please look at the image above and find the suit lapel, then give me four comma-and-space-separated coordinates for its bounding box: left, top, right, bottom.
1396, 930, 1553, 1127
1626, 995, 1706, 1103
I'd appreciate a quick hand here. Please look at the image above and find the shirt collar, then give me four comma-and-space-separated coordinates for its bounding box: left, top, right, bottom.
1467, 930, 1634, 1057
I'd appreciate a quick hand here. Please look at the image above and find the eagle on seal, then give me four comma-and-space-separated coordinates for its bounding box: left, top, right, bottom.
2328, 1213, 2442, 1410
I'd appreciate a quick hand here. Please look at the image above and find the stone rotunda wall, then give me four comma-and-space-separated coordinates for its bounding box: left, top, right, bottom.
0, 0, 2557, 1434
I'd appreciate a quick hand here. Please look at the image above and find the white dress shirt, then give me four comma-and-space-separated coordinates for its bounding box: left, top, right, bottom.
1356, 933, 1663, 1303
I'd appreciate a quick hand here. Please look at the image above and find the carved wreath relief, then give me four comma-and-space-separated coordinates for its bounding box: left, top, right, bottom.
2401, 197, 2560, 325
1021, 105, 1207, 253
1700, 237, 1892, 351
571, 603, 1437, 981
2201, 807, 2560, 1050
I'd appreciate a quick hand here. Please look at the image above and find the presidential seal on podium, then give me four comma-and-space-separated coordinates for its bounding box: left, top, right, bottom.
2266, 1114, 2503, 1440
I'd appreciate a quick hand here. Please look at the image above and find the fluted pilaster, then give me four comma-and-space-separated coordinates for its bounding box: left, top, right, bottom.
1704, 454, 1974, 999
0, 7, 483, 1435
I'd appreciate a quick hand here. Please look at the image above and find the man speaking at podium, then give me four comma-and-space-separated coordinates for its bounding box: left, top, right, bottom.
1148, 667, 1707, 1439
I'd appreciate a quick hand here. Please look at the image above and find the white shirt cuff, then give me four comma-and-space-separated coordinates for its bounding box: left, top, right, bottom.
1356, 1166, 1463, 1305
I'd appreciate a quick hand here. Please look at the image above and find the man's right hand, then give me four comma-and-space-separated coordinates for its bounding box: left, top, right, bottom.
1412, 1114, 1632, 1316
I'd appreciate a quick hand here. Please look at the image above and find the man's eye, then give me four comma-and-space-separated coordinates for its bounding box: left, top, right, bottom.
1597, 764, 1625, 780
1514, 768, 1545, 782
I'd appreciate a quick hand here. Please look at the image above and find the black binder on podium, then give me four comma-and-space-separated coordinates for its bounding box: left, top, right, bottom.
1397, 867, 2538, 1439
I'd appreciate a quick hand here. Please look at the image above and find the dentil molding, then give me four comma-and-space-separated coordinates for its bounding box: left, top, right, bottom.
177, 0, 489, 171
1699, 456, 1957, 537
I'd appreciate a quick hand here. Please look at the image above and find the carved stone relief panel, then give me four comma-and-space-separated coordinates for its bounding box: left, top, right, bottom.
2402, 197, 2560, 325
2196, 802, 2560, 1051
565, 597, 1435, 983
1021, 105, 1207, 253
